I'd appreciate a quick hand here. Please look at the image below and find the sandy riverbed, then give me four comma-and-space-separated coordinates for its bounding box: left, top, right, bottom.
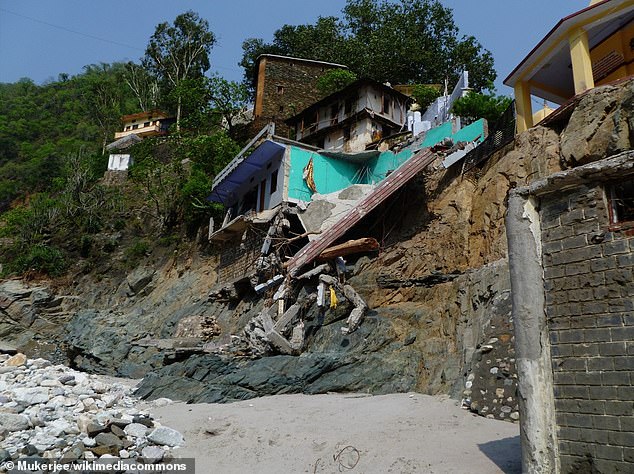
147, 392, 521, 474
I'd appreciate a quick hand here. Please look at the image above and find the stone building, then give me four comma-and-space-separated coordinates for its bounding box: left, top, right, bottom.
507, 152, 634, 473
252, 54, 348, 137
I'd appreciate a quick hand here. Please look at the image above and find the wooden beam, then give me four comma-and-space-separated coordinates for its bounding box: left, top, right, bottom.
318, 237, 379, 261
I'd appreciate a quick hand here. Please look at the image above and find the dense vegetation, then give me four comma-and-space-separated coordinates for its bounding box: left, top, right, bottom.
241, 0, 497, 96
0, 2, 503, 278
0, 11, 242, 278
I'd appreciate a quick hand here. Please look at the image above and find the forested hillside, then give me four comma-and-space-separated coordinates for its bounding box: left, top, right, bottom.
0, 64, 138, 210
0, 1, 501, 280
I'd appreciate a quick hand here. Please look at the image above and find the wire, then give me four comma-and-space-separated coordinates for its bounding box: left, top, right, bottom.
0, 7, 243, 76
0, 7, 144, 51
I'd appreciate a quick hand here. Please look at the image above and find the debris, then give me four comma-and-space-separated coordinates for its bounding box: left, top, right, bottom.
319, 238, 380, 261
297, 263, 331, 280
329, 286, 338, 309
254, 274, 284, 294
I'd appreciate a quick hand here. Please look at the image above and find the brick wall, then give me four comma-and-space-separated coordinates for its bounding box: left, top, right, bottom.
255, 57, 344, 137
541, 183, 634, 473
217, 226, 264, 283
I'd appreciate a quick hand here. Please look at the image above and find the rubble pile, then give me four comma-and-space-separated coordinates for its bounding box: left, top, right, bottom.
0, 353, 184, 467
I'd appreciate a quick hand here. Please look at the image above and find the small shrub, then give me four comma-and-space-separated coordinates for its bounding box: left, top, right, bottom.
8, 244, 67, 276
411, 84, 441, 110
316, 69, 358, 96
125, 239, 150, 260
102, 238, 118, 253
451, 92, 513, 125
79, 235, 93, 258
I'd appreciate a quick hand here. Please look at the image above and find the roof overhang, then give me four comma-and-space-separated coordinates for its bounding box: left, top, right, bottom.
106, 133, 142, 151
504, 0, 634, 104
207, 139, 286, 205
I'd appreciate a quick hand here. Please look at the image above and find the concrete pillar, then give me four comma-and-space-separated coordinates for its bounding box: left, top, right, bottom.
506, 192, 559, 474
568, 28, 595, 95
514, 81, 534, 134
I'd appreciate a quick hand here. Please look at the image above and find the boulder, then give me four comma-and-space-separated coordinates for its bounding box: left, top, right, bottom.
123, 423, 148, 438
561, 80, 634, 166
5, 353, 27, 366
12, 387, 49, 406
0, 412, 30, 432
147, 427, 184, 447
94, 432, 123, 450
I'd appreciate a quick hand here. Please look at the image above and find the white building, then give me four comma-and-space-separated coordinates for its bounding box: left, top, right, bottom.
286, 79, 411, 152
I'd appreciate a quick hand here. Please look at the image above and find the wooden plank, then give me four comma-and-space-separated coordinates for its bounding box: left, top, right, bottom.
287, 148, 435, 275
318, 237, 379, 260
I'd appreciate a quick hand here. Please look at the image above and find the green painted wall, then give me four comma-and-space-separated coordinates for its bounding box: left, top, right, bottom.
286, 119, 484, 201
287, 146, 414, 201
366, 150, 413, 183
288, 146, 360, 201
421, 118, 486, 148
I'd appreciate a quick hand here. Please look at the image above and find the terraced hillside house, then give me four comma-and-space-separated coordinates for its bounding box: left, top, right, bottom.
285, 78, 412, 153
114, 110, 174, 140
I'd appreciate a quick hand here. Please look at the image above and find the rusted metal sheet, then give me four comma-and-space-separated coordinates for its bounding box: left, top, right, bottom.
286, 148, 436, 275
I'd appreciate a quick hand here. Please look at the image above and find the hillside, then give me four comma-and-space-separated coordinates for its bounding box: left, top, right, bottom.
3, 78, 631, 423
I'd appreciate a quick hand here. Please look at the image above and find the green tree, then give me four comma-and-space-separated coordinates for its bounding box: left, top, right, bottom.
451, 91, 513, 125
411, 84, 441, 110
207, 75, 251, 136
316, 69, 358, 96
240, 0, 496, 96
82, 63, 132, 154
123, 62, 160, 112
142, 10, 216, 131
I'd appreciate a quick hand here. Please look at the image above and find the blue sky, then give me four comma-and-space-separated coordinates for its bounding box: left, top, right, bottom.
0, 0, 590, 95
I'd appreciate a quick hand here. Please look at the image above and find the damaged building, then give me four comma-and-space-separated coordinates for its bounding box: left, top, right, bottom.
204, 67, 491, 358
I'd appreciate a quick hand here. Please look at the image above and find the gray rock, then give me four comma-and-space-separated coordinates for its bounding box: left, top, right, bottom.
0, 448, 10, 462
0, 412, 30, 431
123, 423, 148, 438
58, 375, 75, 385
86, 423, 108, 437
12, 387, 49, 406
109, 425, 125, 438
141, 445, 165, 461
147, 427, 184, 447
95, 432, 123, 450
127, 268, 155, 295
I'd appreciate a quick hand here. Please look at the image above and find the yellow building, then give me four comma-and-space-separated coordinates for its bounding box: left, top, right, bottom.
504, 0, 634, 133
114, 110, 174, 139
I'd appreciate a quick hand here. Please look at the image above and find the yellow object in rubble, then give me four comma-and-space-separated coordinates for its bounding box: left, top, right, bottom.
329, 286, 338, 309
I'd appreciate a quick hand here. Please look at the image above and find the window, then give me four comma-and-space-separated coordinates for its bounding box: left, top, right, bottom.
345, 97, 354, 115
270, 169, 278, 194
132, 124, 138, 130
330, 104, 339, 125
277, 85, 285, 94
382, 95, 391, 115
609, 179, 634, 224
144, 122, 150, 127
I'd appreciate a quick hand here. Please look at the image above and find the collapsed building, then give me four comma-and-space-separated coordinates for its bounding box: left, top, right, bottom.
204, 69, 486, 356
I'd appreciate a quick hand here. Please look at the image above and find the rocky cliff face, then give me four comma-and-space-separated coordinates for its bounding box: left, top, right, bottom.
2, 80, 633, 420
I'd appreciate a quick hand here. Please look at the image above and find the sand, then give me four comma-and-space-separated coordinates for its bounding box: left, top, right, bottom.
147, 392, 521, 474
